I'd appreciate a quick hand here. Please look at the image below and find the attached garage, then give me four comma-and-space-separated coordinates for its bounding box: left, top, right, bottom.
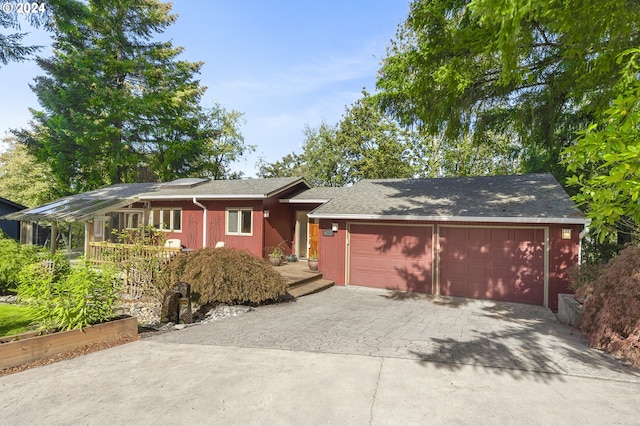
308, 173, 587, 310
438, 226, 546, 305
348, 223, 432, 293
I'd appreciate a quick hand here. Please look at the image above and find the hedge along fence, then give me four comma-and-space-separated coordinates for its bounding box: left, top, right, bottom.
161, 247, 288, 305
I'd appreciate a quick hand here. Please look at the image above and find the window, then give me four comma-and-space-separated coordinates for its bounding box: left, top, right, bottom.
150, 208, 182, 231
226, 208, 252, 235
125, 212, 141, 229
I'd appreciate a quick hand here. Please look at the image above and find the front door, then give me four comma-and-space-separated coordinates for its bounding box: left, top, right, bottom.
308, 222, 319, 258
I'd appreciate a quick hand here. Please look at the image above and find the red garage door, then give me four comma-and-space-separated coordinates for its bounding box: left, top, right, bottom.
349, 224, 432, 293
439, 227, 545, 305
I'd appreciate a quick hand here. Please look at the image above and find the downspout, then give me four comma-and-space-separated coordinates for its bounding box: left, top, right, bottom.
192, 198, 207, 248
578, 220, 591, 265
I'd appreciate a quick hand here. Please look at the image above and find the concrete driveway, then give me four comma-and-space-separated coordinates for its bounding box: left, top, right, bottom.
2, 286, 640, 425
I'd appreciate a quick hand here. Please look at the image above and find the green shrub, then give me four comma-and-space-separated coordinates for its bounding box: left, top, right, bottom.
161, 247, 288, 305
576, 245, 640, 367
0, 237, 38, 294
17, 256, 120, 331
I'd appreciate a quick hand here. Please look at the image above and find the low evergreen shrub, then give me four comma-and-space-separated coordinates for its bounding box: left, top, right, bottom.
161, 247, 288, 305
576, 245, 640, 367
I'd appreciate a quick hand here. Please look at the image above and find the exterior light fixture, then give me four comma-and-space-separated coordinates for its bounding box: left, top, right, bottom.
331, 222, 339, 231
263, 210, 270, 218
562, 228, 572, 240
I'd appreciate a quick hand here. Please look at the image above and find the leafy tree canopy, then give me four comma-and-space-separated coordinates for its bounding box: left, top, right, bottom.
376, 0, 640, 181
0, 137, 57, 207
563, 49, 640, 243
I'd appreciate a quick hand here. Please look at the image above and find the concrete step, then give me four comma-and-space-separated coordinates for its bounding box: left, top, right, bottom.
287, 278, 334, 298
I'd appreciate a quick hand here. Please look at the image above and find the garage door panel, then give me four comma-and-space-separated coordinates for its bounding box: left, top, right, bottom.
349, 225, 432, 293
439, 227, 545, 306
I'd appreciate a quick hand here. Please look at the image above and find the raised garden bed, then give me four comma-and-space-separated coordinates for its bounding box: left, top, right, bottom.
0, 315, 138, 370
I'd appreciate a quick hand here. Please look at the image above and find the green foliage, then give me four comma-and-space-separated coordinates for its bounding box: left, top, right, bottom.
0, 236, 38, 294
0, 304, 35, 337
194, 104, 255, 180
161, 247, 288, 305
104, 226, 169, 301
564, 50, 640, 243
376, 0, 640, 180
15, 0, 208, 193
17, 255, 120, 331
0, 137, 58, 207
575, 246, 640, 367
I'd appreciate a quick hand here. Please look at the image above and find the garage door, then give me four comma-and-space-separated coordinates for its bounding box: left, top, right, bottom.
349, 224, 432, 293
439, 227, 545, 305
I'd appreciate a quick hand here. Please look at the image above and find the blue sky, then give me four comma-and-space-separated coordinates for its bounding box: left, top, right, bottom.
0, 1, 411, 176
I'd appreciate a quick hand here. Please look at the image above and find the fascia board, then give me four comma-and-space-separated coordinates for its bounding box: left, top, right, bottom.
139, 194, 266, 200
307, 213, 588, 225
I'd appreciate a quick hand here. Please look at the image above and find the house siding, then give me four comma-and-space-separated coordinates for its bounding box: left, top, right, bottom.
0, 198, 25, 241
548, 223, 580, 311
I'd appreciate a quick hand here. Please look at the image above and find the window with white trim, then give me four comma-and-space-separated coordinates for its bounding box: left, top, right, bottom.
226, 208, 252, 235
150, 208, 182, 231
123, 212, 142, 229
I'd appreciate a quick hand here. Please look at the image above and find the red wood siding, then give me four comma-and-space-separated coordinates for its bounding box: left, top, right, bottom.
348, 223, 433, 293
263, 195, 295, 257
318, 219, 347, 284
548, 224, 580, 311
439, 226, 545, 305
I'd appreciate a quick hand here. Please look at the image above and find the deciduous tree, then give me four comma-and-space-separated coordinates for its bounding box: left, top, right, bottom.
0, 137, 56, 207
376, 0, 640, 180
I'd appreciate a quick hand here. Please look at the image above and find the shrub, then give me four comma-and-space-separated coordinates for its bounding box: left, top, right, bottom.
161, 247, 288, 305
0, 236, 38, 294
576, 245, 640, 367
17, 255, 120, 331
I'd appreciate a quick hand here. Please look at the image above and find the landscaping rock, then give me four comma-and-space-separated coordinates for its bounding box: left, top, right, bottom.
0, 295, 18, 304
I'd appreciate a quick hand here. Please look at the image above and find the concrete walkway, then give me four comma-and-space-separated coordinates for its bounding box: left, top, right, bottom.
2, 286, 640, 425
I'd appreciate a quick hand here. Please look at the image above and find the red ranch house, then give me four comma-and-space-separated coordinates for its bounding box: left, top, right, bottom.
5, 174, 588, 311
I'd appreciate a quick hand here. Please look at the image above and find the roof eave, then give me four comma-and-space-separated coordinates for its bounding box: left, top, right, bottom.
280, 198, 331, 204
264, 177, 310, 198
139, 194, 267, 200
306, 213, 588, 225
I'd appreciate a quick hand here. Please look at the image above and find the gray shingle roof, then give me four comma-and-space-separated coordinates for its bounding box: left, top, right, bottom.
309, 174, 586, 224
3, 178, 308, 222
140, 177, 307, 199
282, 187, 347, 203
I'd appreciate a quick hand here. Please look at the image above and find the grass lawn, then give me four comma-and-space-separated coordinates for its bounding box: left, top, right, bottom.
0, 304, 36, 337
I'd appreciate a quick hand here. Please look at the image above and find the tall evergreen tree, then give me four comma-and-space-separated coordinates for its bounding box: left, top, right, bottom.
16, 0, 206, 193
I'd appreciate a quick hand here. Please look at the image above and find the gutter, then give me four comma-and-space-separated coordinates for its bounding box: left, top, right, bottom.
192, 198, 207, 248
578, 220, 591, 265
306, 213, 589, 225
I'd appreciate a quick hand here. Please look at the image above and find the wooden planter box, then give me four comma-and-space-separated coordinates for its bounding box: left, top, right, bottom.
0, 315, 138, 370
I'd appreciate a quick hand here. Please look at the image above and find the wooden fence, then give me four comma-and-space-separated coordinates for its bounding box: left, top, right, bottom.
88, 242, 182, 300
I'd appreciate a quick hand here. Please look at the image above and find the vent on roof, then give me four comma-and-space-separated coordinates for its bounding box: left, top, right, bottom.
163, 178, 210, 188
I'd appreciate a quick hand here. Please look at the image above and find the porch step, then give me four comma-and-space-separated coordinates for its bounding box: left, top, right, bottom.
287, 278, 335, 298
